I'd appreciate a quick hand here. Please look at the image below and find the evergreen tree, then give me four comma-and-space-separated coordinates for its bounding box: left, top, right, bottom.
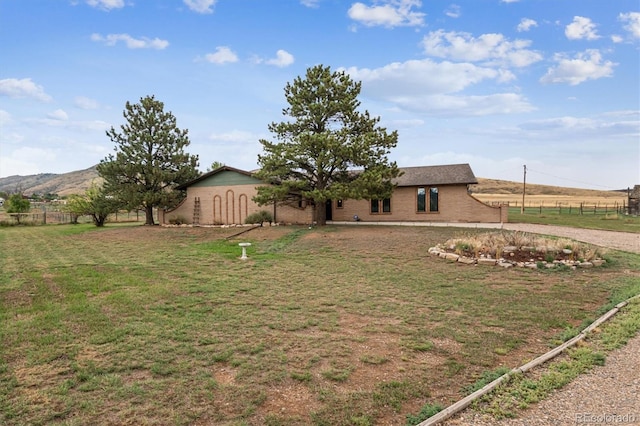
254, 65, 400, 225
97, 95, 199, 225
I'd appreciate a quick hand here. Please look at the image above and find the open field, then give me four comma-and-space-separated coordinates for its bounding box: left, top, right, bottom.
506, 208, 640, 233
471, 178, 629, 210
473, 192, 627, 209
1, 223, 639, 425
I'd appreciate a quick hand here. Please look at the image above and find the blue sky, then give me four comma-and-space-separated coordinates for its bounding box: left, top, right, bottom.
1, 0, 638, 190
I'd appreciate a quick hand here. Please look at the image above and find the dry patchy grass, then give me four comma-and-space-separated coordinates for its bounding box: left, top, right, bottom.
0, 223, 638, 425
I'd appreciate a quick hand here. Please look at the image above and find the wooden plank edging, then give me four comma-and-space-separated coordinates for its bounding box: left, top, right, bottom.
416, 296, 638, 426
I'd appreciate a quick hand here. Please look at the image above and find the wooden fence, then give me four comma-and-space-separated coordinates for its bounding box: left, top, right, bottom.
490, 201, 631, 215
1, 210, 154, 225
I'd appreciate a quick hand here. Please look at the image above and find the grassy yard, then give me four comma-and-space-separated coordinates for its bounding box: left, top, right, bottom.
1, 223, 639, 425
508, 207, 640, 233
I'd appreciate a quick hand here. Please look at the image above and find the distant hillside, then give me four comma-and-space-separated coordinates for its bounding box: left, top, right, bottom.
0, 166, 624, 199
470, 178, 621, 198
0, 166, 101, 197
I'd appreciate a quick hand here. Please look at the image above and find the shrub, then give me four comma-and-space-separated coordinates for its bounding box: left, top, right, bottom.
245, 210, 273, 226
168, 216, 188, 225
406, 403, 444, 425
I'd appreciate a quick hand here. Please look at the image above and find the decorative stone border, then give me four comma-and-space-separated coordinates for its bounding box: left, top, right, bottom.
427, 245, 606, 269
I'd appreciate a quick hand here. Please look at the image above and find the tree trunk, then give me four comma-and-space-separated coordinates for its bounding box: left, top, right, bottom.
315, 202, 327, 226
145, 205, 155, 225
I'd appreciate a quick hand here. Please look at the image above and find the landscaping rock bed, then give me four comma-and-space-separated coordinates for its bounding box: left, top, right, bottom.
429, 234, 607, 270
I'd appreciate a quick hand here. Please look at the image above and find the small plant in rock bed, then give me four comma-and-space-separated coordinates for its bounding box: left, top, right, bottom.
245, 210, 273, 226
441, 231, 606, 264
168, 215, 188, 225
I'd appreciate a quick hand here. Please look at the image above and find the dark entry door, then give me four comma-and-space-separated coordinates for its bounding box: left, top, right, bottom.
325, 200, 333, 221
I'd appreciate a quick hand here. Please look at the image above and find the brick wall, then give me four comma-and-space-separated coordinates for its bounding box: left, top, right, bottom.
330, 185, 506, 223
162, 184, 313, 225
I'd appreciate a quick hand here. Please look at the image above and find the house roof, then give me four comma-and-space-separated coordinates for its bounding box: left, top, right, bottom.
394, 163, 477, 186
177, 163, 477, 189
175, 165, 254, 190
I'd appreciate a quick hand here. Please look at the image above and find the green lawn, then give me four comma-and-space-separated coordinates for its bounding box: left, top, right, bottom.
508, 207, 640, 233
1, 223, 639, 425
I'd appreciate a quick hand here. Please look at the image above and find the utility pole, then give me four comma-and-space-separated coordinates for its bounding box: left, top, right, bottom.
521, 164, 527, 214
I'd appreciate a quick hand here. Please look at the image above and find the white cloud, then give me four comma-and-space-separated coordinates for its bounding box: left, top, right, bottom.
565, 16, 600, 40
500, 0, 520, 3
344, 59, 533, 116
91, 33, 169, 49
300, 0, 320, 7
0, 110, 13, 126
1, 147, 56, 176
348, 0, 425, 28
266, 50, 295, 68
540, 49, 616, 86
0, 78, 53, 102
86, 0, 124, 11
183, 0, 217, 14
421, 30, 542, 68
444, 5, 461, 19
208, 130, 256, 143
31, 117, 110, 132
611, 35, 624, 43
74, 96, 100, 110
619, 12, 640, 39
517, 18, 537, 32
47, 109, 69, 121
204, 46, 238, 64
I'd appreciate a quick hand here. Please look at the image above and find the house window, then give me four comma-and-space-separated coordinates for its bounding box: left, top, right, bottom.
382, 198, 391, 213
417, 187, 426, 212
430, 187, 439, 212
336, 199, 343, 208
371, 198, 391, 214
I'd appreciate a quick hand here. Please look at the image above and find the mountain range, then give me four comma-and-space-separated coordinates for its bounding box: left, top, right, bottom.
0, 166, 625, 198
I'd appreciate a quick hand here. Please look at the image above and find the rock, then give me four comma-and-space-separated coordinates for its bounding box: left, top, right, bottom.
524, 262, 538, 269
478, 258, 496, 266
592, 259, 605, 266
503, 246, 518, 253
578, 262, 593, 268
562, 248, 573, 255
497, 261, 513, 268
444, 253, 460, 261
458, 257, 476, 265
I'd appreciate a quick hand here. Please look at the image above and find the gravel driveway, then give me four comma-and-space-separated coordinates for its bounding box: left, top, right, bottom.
502, 223, 640, 254
442, 224, 640, 426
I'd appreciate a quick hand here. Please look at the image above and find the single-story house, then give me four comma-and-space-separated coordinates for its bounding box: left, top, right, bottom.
159, 163, 507, 225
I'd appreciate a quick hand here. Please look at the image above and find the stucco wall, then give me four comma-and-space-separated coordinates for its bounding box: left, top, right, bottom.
162, 184, 314, 225
330, 185, 506, 223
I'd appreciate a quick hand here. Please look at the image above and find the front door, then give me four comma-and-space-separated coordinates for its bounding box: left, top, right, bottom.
325, 200, 333, 221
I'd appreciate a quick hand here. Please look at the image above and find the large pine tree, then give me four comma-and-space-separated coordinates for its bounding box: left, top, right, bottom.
97, 95, 199, 225
254, 65, 400, 225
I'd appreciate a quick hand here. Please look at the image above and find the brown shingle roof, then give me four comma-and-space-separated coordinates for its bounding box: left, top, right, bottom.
393, 163, 477, 187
